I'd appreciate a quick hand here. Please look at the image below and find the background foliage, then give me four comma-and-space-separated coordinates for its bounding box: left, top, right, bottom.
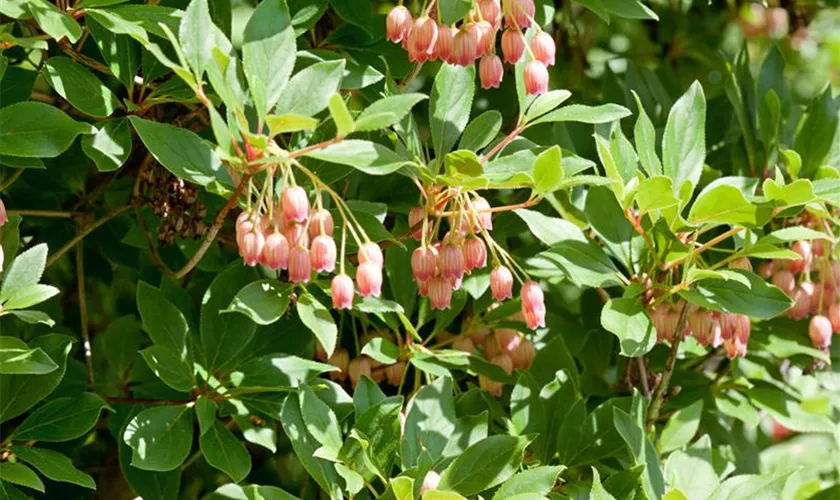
1, 0, 840, 499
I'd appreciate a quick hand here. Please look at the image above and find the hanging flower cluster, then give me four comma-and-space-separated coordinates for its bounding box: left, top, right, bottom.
759, 236, 840, 351
650, 300, 752, 360
407, 187, 545, 329
234, 163, 384, 310
386, 0, 555, 93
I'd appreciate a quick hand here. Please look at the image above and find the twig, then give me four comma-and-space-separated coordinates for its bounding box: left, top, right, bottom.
103, 396, 191, 405
46, 205, 132, 267
637, 357, 651, 398
288, 137, 343, 159
645, 300, 691, 428
76, 240, 94, 390
481, 124, 525, 164
7, 210, 73, 218
663, 227, 743, 271
0, 169, 24, 191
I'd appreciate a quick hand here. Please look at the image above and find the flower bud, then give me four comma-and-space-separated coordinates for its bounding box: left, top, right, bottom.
729, 257, 753, 272
520, 281, 546, 330
688, 310, 713, 346
409, 206, 426, 240
479, 374, 503, 396
789, 240, 812, 274
453, 336, 476, 354
331, 274, 355, 310
288, 246, 312, 283
411, 246, 439, 282
453, 28, 477, 66
510, 338, 535, 369
724, 337, 747, 359
501, 28, 525, 64
827, 303, 840, 332
348, 357, 372, 388
262, 231, 290, 270
309, 209, 334, 238
0, 198, 6, 226
328, 348, 349, 382
523, 61, 549, 95
809, 315, 833, 349
758, 260, 774, 279
285, 222, 309, 248
356, 262, 383, 297
479, 54, 504, 89
429, 278, 453, 310
772, 270, 796, 296
439, 244, 466, 281
731, 313, 751, 343
434, 25, 456, 63
420, 471, 441, 496
769, 418, 792, 442
494, 328, 522, 353
651, 306, 673, 342
813, 239, 827, 257
241, 230, 265, 267
386, 5, 413, 43
530, 31, 555, 66
504, 0, 534, 29
359, 242, 384, 269
408, 16, 438, 61
385, 362, 405, 386
310, 235, 337, 273
490, 353, 514, 374
236, 212, 256, 251
788, 285, 813, 319
417, 279, 430, 297
473, 20, 495, 56
282, 186, 310, 224
480, 0, 502, 28
490, 266, 514, 300
463, 237, 487, 271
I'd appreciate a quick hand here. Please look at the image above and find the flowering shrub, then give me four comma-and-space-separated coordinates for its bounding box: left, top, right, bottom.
1, 1, 840, 499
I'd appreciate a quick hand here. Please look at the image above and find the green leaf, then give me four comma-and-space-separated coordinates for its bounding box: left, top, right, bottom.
12, 393, 111, 441
0, 243, 47, 303
0, 334, 73, 422
200, 420, 252, 482
266, 114, 319, 136
680, 270, 793, 319
360, 337, 400, 365
688, 184, 763, 227
636, 176, 681, 213
0, 102, 93, 158
2, 284, 60, 310
85, 13, 141, 89
708, 470, 796, 500
514, 208, 587, 246
613, 407, 665, 500
662, 81, 706, 194
276, 60, 345, 117
532, 146, 564, 195
590, 467, 618, 500
0, 346, 57, 375
128, 116, 230, 187
28, 0, 82, 43
280, 393, 343, 499
303, 140, 407, 175
780, 149, 801, 179
200, 265, 259, 372
430, 64, 475, 159
0, 463, 44, 492
179, 0, 215, 76
658, 400, 703, 454
85, 9, 149, 44
42, 57, 120, 117
137, 282, 190, 359
794, 87, 839, 178
195, 396, 216, 435
224, 279, 292, 325
438, 0, 471, 24
757, 227, 831, 246
330, 0, 373, 34
328, 93, 355, 137
402, 376, 457, 468
81, 118, 132, 171
445, 150, 483, 177
230, 353, 335, 390
460, 111, 503, 152
13, 447, 95, 490
601, 297, 656, 357
438, 435, 529, 496
572, 0, 610, 22
526, 90, 573, 121
540, 240, 624, 288
242, 0, 296, 117
528, 103, 631, 126
493, 466, 565, 499
123, 405, 193, 471
300, 384, 343, 454
296, 292, 337, 358
141, 346, 195, 392
354, 93, 427, 132
585, 185, 637, 268
632, 91, 662, 176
